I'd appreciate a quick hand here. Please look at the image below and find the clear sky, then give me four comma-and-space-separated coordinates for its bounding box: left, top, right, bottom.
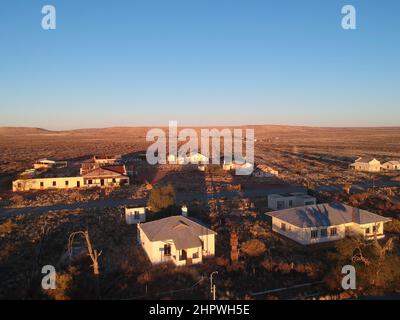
0, 0, 399, 129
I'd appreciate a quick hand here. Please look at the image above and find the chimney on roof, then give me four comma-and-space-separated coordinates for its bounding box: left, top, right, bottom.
352, 207, 360, 223
181, 205, 188, 217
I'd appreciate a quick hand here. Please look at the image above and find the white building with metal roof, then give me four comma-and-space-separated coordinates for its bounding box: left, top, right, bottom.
137, 215, 216, 266
265, 203, 391, 245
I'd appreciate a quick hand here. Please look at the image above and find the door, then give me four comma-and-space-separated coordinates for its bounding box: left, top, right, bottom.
77, 181, 80, 188
181, 249, 187, 260
164, 244, 171, 256
100, 179, 105, 186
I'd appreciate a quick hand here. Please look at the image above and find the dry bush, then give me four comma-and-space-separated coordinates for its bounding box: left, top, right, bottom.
0, 219, 17, 236
44, 266, 78, 300
386, 218, 400, 234
240, 239, 267, 257
0, 242, 16, 260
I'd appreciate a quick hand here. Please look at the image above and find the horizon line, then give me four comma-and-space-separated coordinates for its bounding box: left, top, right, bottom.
2, 124, 400, 132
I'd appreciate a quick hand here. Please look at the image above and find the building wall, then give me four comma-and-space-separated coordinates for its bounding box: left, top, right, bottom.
13, 175, 129, 192
125, 207, 146, 224
137, 225, 214, 266
137, 226, 167, 264
271, 217, 345, 245
382, 163, 400, 170
12, 177, 84, 192
174, 247, 203, 266
271, 217, 387, 245
353, 161, 381, 172
268, 195, 316, 210
199, 233, 215, 256
83, 177, 129, 187
352, 222, 386, 239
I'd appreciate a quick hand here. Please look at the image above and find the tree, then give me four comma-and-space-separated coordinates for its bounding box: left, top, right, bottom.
230, 231, 239, 263
68, 230, 102, 298
325, 236, 400, 295
241, 239, 267, 276
147, 184, 176, 213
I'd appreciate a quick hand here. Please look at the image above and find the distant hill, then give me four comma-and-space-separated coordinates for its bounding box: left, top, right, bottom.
1, 125, 399, 137
0, 127, 55, 136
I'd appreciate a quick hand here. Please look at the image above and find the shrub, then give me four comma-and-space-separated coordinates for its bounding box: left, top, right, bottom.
240, 239, 266, 257
147, 184, 175, 212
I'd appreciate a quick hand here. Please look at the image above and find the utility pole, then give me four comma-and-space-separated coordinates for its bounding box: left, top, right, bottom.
210, 271, 218, 300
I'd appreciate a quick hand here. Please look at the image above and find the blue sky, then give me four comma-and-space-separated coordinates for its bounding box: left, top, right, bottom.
0, 0, 399, 129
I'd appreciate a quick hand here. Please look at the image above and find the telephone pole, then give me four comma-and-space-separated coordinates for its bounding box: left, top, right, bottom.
210, 271, 218, 300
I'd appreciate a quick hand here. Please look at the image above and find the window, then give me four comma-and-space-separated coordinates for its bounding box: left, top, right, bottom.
40, 182, 44, 187
134, 211, 140, 220
164, 244, 171, 256
305, 201, 315, 206
112, 178, 116, 183
365, 227, 370, 234
17, 183, 22, 188
320, 228, 328, 238
330, 227, 337, 236
311, 230, 319, 239
88, 179, 92, 185
288, 200, 293, 207
277, 200, 285, 210
65, 180, 69, 186
281, 223, 286, 231
192, 252, 199, 259
52, 181, 56, 187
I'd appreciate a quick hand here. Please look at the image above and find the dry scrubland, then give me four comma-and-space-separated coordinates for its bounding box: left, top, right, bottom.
1, 125, 400, 192
1, 126, 400, 299
0, 199, 328, 299
1, 191, 399, 299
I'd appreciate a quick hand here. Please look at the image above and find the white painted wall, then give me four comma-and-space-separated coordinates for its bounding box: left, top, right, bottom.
137, 225, 215, 266
270, 217, 387, 245
271, 217, 346, 245
12, 175, 129, 192
12, 177, 84, 192
125, 207, 146, 224
268, 194, 316, 210
353, 159, 381, 172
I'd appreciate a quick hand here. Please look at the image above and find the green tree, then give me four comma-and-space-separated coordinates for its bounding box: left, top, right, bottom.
147, 184, 176, 213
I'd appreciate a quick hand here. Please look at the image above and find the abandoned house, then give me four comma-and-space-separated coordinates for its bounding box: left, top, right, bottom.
350, 157, 381, 172
268, 192, 316, 210
12, 165, 129, 192
381, 160, 400, 171
265, 203, 391, 245
137, 215, 216, 266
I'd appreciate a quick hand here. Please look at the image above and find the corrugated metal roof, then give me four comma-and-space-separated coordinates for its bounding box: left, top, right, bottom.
266, 203, 391, 228
355, 157, 380, 164
140, 216, 216, 249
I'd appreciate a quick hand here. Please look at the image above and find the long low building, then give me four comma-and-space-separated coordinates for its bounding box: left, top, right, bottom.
266, 203, 391, 245
12, 165, 129, 192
